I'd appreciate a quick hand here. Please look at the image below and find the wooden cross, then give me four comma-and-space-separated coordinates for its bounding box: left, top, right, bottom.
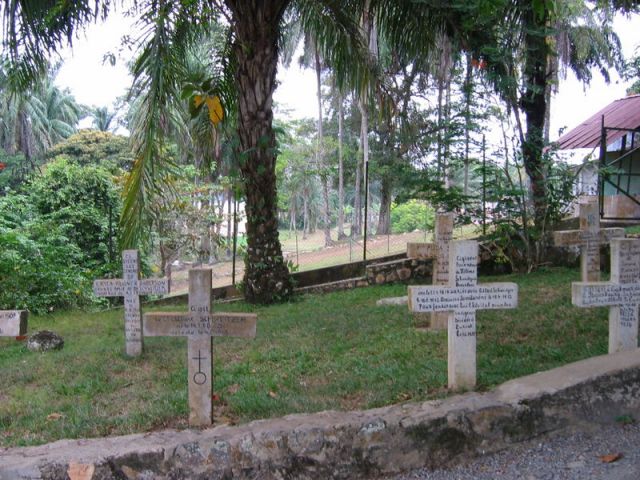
0, 310, 28, 338
143, 268, 257, 427
572, 238, 640, 354
553, 201, 625, 282
408, 240, 518, 390
406, 212, 454, 329
93, 250, 170, 356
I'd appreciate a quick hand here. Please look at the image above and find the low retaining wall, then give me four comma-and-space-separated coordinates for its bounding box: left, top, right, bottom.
3, 350, 640, 480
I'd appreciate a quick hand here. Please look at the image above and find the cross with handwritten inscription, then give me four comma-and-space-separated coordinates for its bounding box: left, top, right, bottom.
409, 240, 518, 390
93, 250, 170, 356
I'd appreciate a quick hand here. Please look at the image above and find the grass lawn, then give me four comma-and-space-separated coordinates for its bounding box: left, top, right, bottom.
0, 267, 609, 448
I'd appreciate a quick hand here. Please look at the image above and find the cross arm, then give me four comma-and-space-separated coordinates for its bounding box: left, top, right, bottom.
93, 279, 125, 297
211, 313, 257, 338
0, 310, 28, 336
143, 312, 201, 337
554, 228, 625, 247
407, 242, 437, 259
408, 283, 518, 313
139, 278, 170, 296
572, 282, 640, 307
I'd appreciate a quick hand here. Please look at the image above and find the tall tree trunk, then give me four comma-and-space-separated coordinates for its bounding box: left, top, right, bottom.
463, 53, 473, 196
376, 176, 391, 235
315, 47, 332, 247
520, 3, 551, 229
337, 92, 346, 240
228, 0, 292, 303
436, 77, 445, 183
443, 79, 452, 188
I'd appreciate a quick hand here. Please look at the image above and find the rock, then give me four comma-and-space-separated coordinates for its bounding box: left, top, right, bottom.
26, 330, 64, 352
376, 296, 408, 307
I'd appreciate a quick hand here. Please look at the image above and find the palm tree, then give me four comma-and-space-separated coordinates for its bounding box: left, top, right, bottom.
2, 0, 448, 303
91, 106, 117, 132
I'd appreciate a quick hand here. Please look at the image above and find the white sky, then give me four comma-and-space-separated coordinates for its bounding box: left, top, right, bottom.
55, 12, 638, 140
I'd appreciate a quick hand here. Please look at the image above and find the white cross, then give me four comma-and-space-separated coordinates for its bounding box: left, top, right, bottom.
554, 201, 625, 282
93, 250, 170, 356
406, 212, 454, 329
409, 240, 518, 389
572, 238, 640, 353
143, 268, 257, 426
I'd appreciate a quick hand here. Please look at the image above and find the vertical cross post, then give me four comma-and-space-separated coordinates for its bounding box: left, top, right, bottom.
572, 238, 640, 353
409, 240, 518, 389
553, 201, 625, 281
93, 250, 170, 356
143, 268, 257, 426
406, 212, 454, 329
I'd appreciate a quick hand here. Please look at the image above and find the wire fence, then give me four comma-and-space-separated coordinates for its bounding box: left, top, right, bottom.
168, 225, 478, 295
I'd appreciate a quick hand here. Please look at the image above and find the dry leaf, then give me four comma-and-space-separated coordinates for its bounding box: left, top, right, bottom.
227, 383, 240, 395
599, 453, 623, 463
67, 462, 95, 480
268, 391, 278, 398
46, 413, 64, 421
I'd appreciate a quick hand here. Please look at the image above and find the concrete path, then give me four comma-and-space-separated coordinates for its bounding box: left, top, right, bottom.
390, 421, 640, 480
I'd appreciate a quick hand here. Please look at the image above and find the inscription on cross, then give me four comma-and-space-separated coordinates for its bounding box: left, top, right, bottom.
572, 238, 640, 354
407, 212, 454, 329
93, 250, 170, 357
409, 240, 518, 389
554, 201, 625, 281
0, 310, 28, 338
143, 269, 257, 426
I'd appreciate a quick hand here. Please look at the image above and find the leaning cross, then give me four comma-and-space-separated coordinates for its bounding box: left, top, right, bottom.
407, 212, 454, 329
0, 310, 28, 338
408, 240, 518, 390
143, 268, 257, 427
572, 238, 640, 354
554, 201, 625, 282
93, 250, 170, 357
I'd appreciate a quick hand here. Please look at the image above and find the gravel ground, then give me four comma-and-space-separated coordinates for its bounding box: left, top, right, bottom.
389, 421, 640, 480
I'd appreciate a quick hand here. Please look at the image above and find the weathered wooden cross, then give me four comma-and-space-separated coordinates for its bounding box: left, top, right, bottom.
408, 240, 518, 390
553, 200, 625, 282
93, 250, 170, 357
0, 310, 28, 338
406, 212, 454, 329
572, 238, 640, 354
143, 268, 257, 426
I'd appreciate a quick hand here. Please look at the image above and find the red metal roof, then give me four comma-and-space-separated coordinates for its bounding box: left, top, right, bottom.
554, 94, 640, 150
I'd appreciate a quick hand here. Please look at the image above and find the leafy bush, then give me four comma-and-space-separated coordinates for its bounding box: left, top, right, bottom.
0, 229, 91, 314
390, 200, 434, 233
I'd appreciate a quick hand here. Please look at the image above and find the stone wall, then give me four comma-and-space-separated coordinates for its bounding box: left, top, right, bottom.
3, 350, 640, 480
366, 258, 433, 285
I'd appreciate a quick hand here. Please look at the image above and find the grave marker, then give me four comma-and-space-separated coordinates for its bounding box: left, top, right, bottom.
407, 212, 454, 329
0, 310, 28, 337
93, 250, 170, 356
553, 201, 625, 281
409, 240, 518, 389
572, 238, 640, 353
143, 269, 257, 426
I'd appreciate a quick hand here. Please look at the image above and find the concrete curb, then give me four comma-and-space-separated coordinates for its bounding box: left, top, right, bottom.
2, 350, 640, 479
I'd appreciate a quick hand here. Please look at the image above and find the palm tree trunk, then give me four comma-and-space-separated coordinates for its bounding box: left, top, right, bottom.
228, 0, 292, 303
521, 3, 551, 229
463, 53, 473, 196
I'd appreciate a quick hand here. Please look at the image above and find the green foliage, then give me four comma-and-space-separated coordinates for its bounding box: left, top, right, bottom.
0, 228, 90, 314
390, 200, 434, 234
0, 158, 122, 312
45, 129, 133, 169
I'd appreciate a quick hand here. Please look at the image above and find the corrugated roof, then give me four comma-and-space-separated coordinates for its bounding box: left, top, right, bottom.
555, 94, 640, 150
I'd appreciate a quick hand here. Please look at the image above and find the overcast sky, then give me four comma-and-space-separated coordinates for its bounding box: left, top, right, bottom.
55, 12, 638, 141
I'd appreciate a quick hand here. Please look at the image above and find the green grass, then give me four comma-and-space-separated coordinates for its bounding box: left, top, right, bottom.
0, 267, 609, 448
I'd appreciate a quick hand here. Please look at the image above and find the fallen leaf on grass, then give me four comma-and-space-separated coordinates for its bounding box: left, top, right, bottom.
46, 413, 64, 421
268, 391, 278, 398
227, 383, 240, 395
599, 453, 623, 463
